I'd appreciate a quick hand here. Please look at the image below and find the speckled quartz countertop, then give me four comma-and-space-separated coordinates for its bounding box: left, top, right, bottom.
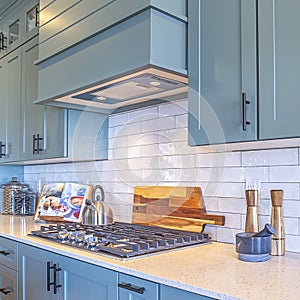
0, 215, 299, 300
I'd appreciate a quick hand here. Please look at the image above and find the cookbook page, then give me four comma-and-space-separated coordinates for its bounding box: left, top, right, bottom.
34, 183, 92, 222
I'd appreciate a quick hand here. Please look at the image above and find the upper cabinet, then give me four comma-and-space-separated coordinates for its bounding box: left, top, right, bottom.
188, 0, 300, 146
0, 47, 22, 162
34, 0, 188, 113
0, 0, 39, 57
20, 36, 67, 161
258, 0, 300, 139
188, 0, 257, 145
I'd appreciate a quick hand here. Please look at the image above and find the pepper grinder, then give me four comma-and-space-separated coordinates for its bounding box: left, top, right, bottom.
270, 190, 285, 256
245, 190, 259, 232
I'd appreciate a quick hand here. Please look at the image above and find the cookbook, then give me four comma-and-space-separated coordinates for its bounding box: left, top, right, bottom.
34, 183, 92, 222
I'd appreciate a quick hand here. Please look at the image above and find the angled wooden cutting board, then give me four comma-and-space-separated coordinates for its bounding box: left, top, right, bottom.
132, 186, 225, 232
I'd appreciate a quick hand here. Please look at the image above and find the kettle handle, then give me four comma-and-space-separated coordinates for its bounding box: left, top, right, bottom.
91, 185, 105, 203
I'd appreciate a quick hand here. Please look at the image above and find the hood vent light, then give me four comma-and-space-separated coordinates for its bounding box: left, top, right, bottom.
54, 67, 188, 112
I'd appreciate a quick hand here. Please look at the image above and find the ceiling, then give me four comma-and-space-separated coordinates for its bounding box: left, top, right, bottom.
0, 0, 20, 19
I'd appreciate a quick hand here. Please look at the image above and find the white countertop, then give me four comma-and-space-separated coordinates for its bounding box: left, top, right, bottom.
0, 215, 299, 300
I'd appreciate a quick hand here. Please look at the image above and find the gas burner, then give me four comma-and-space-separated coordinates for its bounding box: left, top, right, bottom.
29, 222, 211, 260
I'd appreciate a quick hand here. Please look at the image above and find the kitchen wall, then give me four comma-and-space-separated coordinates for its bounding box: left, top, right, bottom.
0, 166, 23, 184
24, 99, 300, 253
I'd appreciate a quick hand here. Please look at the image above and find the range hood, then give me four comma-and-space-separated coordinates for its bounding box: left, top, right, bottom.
35, 5, 188, 113
52, 67, 187, 112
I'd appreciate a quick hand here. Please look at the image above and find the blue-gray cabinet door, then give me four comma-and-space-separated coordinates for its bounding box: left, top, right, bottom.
21, 36, 67, 161
18, 244, 59, 300
188, 0, 257, 145
0, 57, 6, 159
118, 273, 159, 300
160, 285, 216, 300
4, 47, 22, 161
21, 36, 45, 160
58, 255, 118, 300
0, 237, 18, 270
0, 264, 18, 300
258, 0, 300, 139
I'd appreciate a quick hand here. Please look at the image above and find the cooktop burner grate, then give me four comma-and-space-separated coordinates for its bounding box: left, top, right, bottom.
29, 222, 211, 259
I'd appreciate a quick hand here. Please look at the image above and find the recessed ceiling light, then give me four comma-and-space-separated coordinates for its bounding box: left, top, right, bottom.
96, 96, 107, 101
150, 81, 161, 86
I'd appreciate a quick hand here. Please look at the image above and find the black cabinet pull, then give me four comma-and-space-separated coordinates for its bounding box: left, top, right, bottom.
33, 135, 37, 154
0, 32, 7, 50
47, 262, 62, 294
0, 250, 10, 256
46, 261, 51, 291
53, 264, 62, 294
35, 6, 39, 27
0, 288, 12, 295
33, 134, 44, 154
36, 134, 44, 154
118, 283, 145, 294
242, 92, 251, 131
0, 141, 5, 157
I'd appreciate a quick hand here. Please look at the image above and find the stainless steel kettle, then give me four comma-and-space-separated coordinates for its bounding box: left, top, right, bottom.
81, 185, 114, 225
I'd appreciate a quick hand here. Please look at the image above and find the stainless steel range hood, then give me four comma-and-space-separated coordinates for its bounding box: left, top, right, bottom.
52, 67, 187, 112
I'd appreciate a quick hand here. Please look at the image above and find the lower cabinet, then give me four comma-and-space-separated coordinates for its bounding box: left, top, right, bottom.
17, 242, 216, 300
18, 243, 118, 300
118, 273, 159, 300
160, 285, 216, 300
0, 264, 18, 300
0, 237, 18, 300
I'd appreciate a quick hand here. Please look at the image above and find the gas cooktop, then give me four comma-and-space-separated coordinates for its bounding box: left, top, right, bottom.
29, 222, 211, 260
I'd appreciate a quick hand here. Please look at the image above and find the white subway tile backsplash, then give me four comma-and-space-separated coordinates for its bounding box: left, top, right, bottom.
127, 106, 158, 123
260, 182, 299, 200
284, 218, 298, 235
218, 197, 245, 214
216, 227, 240, 244
109, 122, 142, 139
127, 157, 158, 170
196, 152, 241, 168
282, 200, 300, 218
109, 112, 128, 127
158, 101, 187, 117
24, 101, 300, 254
222, 213, 242, 229
270, 166, 300, 182
218, 167, 268, 183
242, 148, 298, 166
203, 197, 218, 211
141, 116, 176, 133
175, 114, 187, 128
108, 136, 128, 149
127, 133, 159, 147
158, 128, 188, 143
109, 146, 141, 160
285, 235, 300, 253
215, 182, 243, 198
258, 199, 272, 216
203, 225, 217, 241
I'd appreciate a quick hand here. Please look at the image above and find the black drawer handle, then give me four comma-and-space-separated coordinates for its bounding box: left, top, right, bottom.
0, 141, 6, 157
0, 288, 12, 295
47, 262, 62, 294
118, 283, 145, 294
0, 250, 10, 256
35, 6, 39, 27
242, 92, 251, 131
33, 134, 44, 154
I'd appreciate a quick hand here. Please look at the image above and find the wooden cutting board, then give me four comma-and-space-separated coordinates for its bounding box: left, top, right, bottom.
132, 186, 225, 232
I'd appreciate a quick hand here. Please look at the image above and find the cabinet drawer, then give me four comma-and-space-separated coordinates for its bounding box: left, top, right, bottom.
0, 264, 18, 300
0, 237, 18, 270
118, 273, 159, 299
160, 285, 216, 300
